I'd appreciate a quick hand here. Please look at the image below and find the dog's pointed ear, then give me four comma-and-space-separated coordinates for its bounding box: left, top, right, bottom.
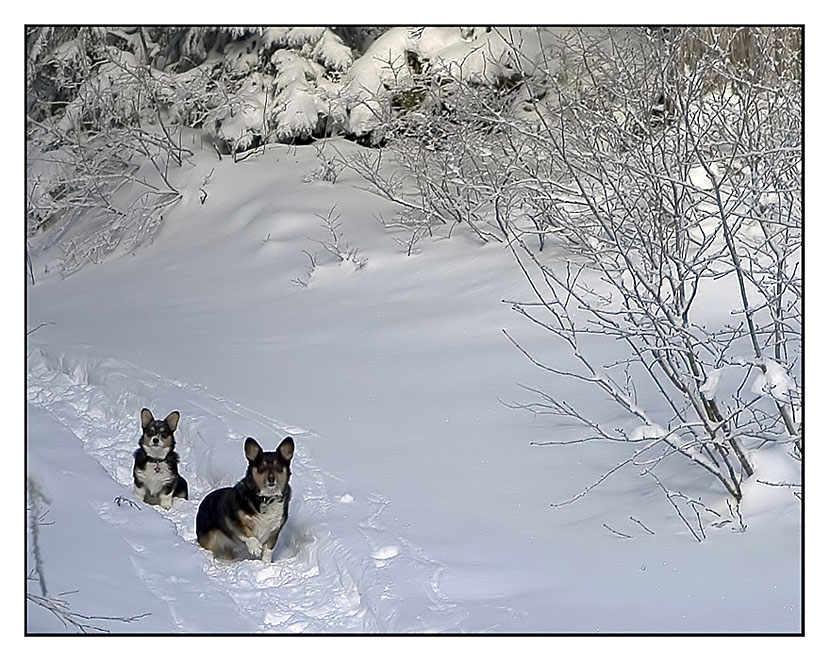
278, 436, 295, 462
165, 411, 180, 432
140, 408, 154, 429
245, 437, 263, 463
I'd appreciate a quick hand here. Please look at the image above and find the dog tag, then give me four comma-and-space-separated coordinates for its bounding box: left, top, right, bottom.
154, 465, 161, 473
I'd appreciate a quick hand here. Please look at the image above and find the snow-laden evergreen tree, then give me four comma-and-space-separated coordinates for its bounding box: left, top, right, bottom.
26, 26, 360, 275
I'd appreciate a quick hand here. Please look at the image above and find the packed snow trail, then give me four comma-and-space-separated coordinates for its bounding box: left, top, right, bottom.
26, 344, 467, 632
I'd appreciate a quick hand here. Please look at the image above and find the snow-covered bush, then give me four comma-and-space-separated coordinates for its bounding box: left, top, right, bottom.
201, 27, 352, 152
502, 27, 802, 505
334, 27, 537, 244
344, 26, 802, 509
28, 26, 356, 154
27, 28, 190, 275
26, 26, 359, 274
340, 27, 517, 143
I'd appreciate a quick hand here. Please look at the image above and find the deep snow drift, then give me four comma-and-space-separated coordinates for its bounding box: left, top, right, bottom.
26, 139, 801, 633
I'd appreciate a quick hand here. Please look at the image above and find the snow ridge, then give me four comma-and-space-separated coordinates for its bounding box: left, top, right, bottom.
26, 344, 465, 632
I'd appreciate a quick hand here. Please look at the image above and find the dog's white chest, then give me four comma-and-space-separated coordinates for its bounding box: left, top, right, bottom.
251, 500, 285, 542
137, 461, 174, 494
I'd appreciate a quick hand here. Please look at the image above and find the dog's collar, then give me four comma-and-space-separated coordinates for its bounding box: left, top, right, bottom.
252, 493, 283, 509
241, 477, 283, 509
140, 448, 172, 463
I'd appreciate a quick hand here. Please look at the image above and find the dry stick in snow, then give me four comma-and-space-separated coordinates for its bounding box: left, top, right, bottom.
27, 478, 50, 598
602, 523, 634, 539
27, 592, 151, 633
630, 516, 656, 535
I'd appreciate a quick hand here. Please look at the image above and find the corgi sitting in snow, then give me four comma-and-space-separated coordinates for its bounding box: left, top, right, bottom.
196, 436, 294, 562
132, 408, 188, 509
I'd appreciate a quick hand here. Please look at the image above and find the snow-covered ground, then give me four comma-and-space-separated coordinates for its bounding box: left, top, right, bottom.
25, 139, 801, 634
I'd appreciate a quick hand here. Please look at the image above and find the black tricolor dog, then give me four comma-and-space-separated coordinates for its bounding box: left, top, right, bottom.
133, 408, 188, 509
196, 436, 294, 562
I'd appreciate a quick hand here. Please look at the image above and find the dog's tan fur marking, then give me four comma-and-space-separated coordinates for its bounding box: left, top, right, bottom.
198, 529, 235, 560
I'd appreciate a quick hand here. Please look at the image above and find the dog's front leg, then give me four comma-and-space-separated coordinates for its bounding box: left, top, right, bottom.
134, 482, 147, 503
261, 528, 280, 562
158, 490, 174, 510
245, 537, 263, 557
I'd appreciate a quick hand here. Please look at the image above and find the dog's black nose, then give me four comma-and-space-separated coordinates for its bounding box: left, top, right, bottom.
152, 437, 160, 445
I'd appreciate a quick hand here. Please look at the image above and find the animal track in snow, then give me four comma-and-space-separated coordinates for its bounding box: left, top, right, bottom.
27, 344, 466, 632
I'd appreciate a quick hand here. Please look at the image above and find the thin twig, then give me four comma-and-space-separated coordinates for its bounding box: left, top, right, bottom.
602, 523, 634, 539
27, 592, 151, 633
629, 516, 655, 535
27, 321, 55, 336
